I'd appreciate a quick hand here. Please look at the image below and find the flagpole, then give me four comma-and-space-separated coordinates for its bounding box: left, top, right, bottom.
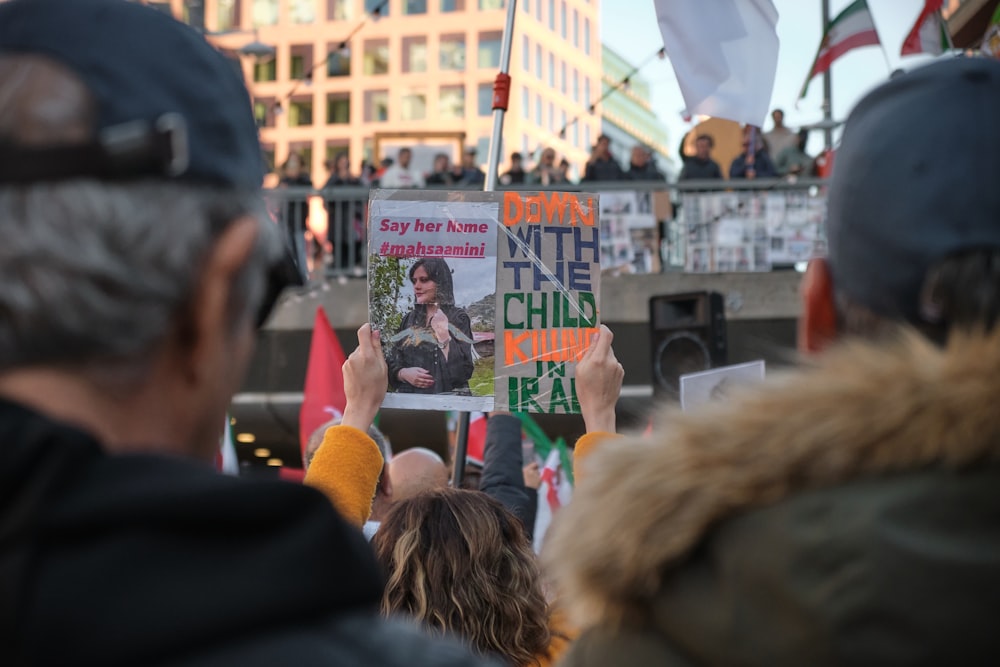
821, 0, 833, 151
452, 0, 518, 489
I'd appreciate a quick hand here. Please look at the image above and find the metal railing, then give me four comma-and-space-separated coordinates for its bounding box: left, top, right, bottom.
263, 177, 828, 282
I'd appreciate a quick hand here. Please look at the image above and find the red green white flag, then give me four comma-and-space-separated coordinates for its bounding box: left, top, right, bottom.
901, 0, 949, 56
800, 0, 882, 99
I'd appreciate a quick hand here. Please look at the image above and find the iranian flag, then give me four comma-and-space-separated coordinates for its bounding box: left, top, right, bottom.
901, 0, 949, 56
800, 0, 882, 98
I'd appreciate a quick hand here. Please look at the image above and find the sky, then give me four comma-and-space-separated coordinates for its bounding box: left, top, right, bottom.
600, 0, 940, 158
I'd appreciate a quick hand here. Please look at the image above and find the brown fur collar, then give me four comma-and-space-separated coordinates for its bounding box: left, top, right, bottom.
544, 329, 1000, 628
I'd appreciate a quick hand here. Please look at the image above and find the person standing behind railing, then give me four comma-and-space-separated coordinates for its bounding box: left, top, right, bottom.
279, 151, 314, 273
729, 126, 777, 180
582, 134, 625, 182
678, 134, 723, 181
322, 152, 365, 272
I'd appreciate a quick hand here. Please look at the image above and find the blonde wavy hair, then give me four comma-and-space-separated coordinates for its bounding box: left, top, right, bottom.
372, 488, 551, 666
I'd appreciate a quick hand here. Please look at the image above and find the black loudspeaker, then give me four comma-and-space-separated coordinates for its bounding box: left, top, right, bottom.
649, 291, 727, 399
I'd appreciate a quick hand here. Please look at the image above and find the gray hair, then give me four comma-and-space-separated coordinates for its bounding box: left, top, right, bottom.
0, 181, 282, 388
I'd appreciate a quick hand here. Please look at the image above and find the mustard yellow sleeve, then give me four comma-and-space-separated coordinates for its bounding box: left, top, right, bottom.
304, 424, 384, 528
572, 431, 621, 485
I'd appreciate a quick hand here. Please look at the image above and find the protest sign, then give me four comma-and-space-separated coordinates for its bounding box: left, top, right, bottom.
680, 360, 766, 411
368, 189, 601, 414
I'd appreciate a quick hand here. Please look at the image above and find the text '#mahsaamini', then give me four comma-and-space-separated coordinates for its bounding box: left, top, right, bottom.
495, 191, 600, 414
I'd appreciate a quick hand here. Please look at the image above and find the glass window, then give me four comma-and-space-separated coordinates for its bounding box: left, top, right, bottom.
478, 31, 501, 69
290, 0, 317, 23
560, 110, 567, 135
584, 18, 591, 55
252, 0, 277, 26
521, 87, 529, 119
403, 0, 427, 14
402, 36, 427, 72
327, 46, 351, 76
584, 124, 591, 151
535, 96, 542, 126
572, 68, 579, 102
534, 0, 541, 21
547, 0, 554, 29
534, 44, 541, 79
401, 90, 428, 120
327, 0, 350, 20
363, 39, 389, 75
440, 34, 466, 70
572, 9, 579, 47
523, 0, 530, 12
365, 0, 388, 16
440, 0, 466, 10
290, 53, 307, 79
478, 83, 493, 116
572, 123, 579, 148
364, 90, 389, 122
560, 1, 566, 38
547, 53, 554, 87
560, 61, 567, 95
253, 98, 275, 127
289, 99, 313, 127
253, 58, 277, 82
216, 0, 240, 30
584, 77, 591, 106
262, 143, 276, 174
548, 102, 554, 132
522, 35, 529, 72
479, 0, 503, 8
327, 92, 350, 124
439, 85, 465, 120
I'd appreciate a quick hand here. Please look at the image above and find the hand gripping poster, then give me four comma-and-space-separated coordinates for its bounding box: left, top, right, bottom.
368, 189, 601, 413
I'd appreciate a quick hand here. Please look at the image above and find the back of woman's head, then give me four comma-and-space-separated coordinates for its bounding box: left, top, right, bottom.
373, 488, 550, 665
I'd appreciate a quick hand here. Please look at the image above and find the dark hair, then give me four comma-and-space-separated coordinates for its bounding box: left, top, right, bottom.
695, 134, 714, 148
373, 489, 550, 665
398, 147, 411, 158
409, 257, 455, 305
838, 248, 1000, 345
511, 151, 523, 160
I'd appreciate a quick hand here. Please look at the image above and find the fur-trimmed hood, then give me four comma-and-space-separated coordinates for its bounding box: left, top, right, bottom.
546, 329, 1000, 640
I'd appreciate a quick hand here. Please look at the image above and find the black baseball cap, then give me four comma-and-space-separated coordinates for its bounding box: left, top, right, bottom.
0, 0, 263, 189
827, 56, 1000, 325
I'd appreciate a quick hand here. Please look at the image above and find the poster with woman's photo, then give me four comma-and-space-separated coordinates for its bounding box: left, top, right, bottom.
368, 192, 499, 411
368, 189, 601, 414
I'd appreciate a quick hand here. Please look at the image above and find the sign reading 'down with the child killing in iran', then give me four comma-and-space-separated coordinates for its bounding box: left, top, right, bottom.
367, 189, 600, 414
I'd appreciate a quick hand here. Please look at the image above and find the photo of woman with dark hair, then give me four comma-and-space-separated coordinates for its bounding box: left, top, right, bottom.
388, 257, 475, 394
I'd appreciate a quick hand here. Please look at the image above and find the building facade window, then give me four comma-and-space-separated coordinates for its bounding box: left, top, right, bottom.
479, 0, 504, 8
534, 44, 542, 79
290, 46, 313, 79
584, 77, 590, 106
535, 96, 542, 126
548, 102, 554, 132
439, 85, 466, 119
547, 52, 554, 87
327, 0, 349, 20
402, 36, 428, 72
547, 0, 554, 29
253, 98, 275, 127
326, 92, 350, 124
584, 18, 591, 55
477, 83, 493, 116
253, 57, 277, 82
289, 98, 313, 127
364, 90, 389, 122
521, 87, 530, 119
572, 68, 579, 102
522, 35, 530, 71
440, 34, 466, 70
290, 0, 317, 23
401, 90, 428, 120
365, 0, 388, 16
572, 9, 579, 47
440, 0, 466, 11
326, 46, 351, 76
572, 122, 579, 148
584, 124, 591, 151
523, 0, 530, 13
560, 1, 566, 38
403, 0, 427, 14
363, 39, 389, 75
216, 0, 240, 30
252, 0, 277, 26
478, 31, 502, 68
560, 61, 567, 95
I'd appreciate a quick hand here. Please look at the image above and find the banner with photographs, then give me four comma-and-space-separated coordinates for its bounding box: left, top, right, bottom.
368, 189, 601, 414
679, 189, 826, 272
597, 191, 660, 275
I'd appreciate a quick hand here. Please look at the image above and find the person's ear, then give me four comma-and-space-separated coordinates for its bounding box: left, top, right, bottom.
178, 216, 259, 385
798, 257, 838, 355
380, 463, 394, 499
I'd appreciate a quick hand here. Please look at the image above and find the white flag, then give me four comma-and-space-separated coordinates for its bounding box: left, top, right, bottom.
532, 448, 573, 554
654, 0, 780, 127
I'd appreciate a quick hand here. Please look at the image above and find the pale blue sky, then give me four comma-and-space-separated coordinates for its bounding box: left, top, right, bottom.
600, 0, 939, 156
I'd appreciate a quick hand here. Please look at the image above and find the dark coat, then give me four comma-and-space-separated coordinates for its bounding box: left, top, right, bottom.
548, 330, 1000, 666
0, 398, 490, 666
479, 414, 536, 539
388, 305, 475, 394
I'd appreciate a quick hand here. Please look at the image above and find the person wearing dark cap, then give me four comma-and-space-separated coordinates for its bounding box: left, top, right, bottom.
0, 1, 491, 665
546, 56, 1000, 667
500, 151, 527, 185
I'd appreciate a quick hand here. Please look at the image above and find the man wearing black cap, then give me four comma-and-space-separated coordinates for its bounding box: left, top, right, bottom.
0, 1, 488, 665
546, 56, 1000, 666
